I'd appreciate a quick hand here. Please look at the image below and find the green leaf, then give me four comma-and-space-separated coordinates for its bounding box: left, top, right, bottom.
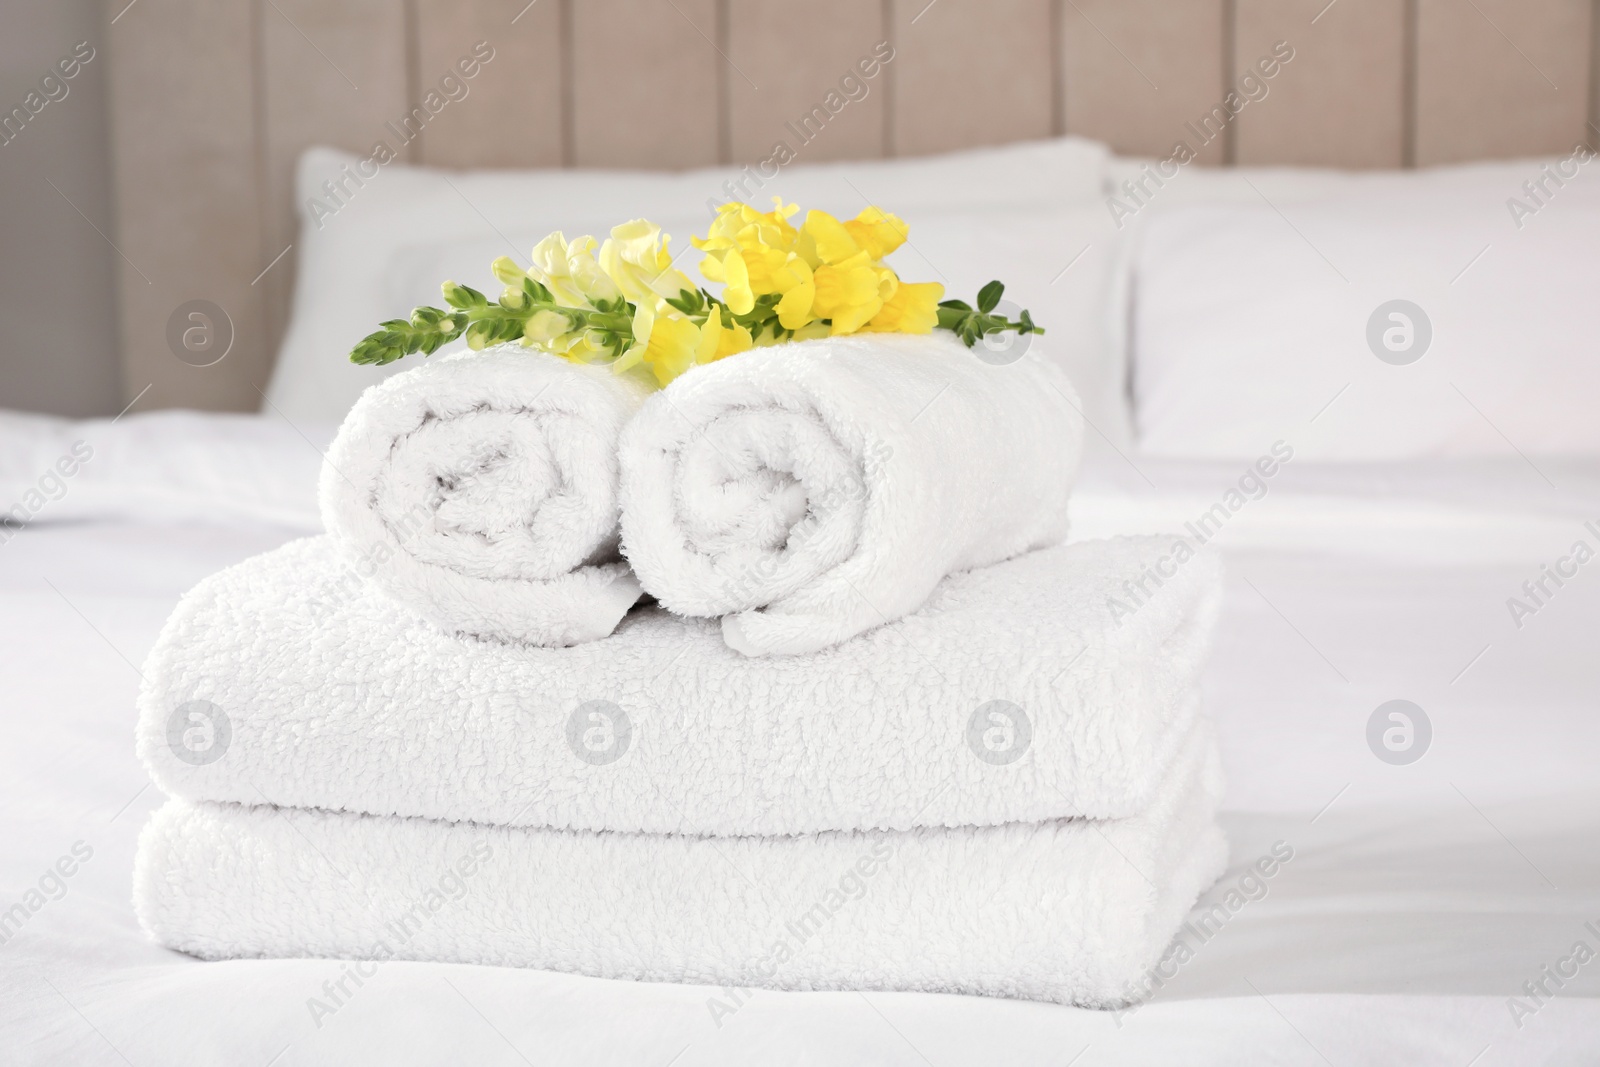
976, 280, 1004, 314
664, 290, 699, 315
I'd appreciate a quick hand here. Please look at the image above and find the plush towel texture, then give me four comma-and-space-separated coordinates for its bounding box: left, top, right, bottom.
618, 332, 1085, 656
135, 724, 1226, 1008
137, 534, 1220, 836
321, 346, 648, 646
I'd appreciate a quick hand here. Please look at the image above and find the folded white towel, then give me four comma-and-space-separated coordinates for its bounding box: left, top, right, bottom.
135, 724, 1225, 1008
618, 332, 1084, 656
137, 533, 1218, 835
321, 346, 648, 646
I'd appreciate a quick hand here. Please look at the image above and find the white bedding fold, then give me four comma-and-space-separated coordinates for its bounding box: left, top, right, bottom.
320, 346, 648, 646
136, 534, 1220, 836
618, 332, 1084, 656
135, 724, 1226, 1009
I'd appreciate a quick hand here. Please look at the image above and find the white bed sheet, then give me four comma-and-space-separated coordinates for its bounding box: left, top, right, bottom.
2, 414, 1598, 1064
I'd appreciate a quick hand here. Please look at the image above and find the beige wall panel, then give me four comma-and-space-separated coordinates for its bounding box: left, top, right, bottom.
415, 0, 566, 168
260, 0, 410, 370
105, 0, 267, 411
1416, 0, 1592, 164
1234, 0, 1405, 168
571, 0, 721, 168
727, 0, 887, 165
98, 0, 1600, 415
1062, 0, 1227, 165
892, 0, 1054, 157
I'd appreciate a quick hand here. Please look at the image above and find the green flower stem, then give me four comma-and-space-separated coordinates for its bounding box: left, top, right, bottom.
937, 280, 1043, 348
348, 278, 643, 366
348, 276, 1043, 368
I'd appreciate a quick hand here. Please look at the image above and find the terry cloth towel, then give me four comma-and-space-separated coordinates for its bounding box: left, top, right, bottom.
618, 332, 1084, 656
137, 534, 1221, 837
134, 724, 1226, 1009
321, 345, 648, 647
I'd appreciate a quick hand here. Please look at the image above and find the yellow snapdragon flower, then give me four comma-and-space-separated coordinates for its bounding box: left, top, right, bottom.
794, 207, 907, 266
636, 315, 702, 385
796, 210, 859, 267
783, 252, 896, 335
698, 304, 755, 362
600, 219, 697, 305
695, 201, 922, 337
526, 233, 622, 309
694, 199, 809, 311
614, 298, 751, 386
695, 199, 799, 256
844, 207, 908, 260
862, 281, 944, 334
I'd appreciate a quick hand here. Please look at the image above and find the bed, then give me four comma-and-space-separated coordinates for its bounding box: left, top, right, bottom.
3, 406, 1598, 1064
8, 108, 1600, 1062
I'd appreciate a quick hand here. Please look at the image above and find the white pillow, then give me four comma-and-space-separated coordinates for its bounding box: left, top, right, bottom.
264, 139, 1112, 425
1129, 155, 1600, 459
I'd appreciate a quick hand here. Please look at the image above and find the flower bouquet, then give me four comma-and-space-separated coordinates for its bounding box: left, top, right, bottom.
349, 199, 1042, 387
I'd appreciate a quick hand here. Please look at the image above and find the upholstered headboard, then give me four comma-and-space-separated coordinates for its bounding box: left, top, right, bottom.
104, 0, 1599, 412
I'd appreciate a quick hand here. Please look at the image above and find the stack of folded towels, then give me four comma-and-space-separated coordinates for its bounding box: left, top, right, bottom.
134, 332, 1227, 1008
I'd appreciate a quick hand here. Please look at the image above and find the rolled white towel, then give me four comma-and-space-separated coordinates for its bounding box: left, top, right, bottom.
320, 346, 648, 646
618, 332, 1084, 655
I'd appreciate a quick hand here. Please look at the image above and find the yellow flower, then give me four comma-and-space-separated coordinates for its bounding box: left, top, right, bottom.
679, 198, 969, 351
698, 304, 754, 363
744, 246, 799, 299
566, 237, 624, 306
862, 280, 944, 334
600, 219, 696, 304
643, 317, 702, 386
527, 233, 585, 306
789, 207, 906, 268
844, 207, 908, 260
614, 300, 712, 387
694, 199, 804, 302
796, 209, 859, 266
812, 251, 891, 334
715, 249, 756, 316
695, 199, 799, 255
528, 233, 621, 308
773, 257, 815, 331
